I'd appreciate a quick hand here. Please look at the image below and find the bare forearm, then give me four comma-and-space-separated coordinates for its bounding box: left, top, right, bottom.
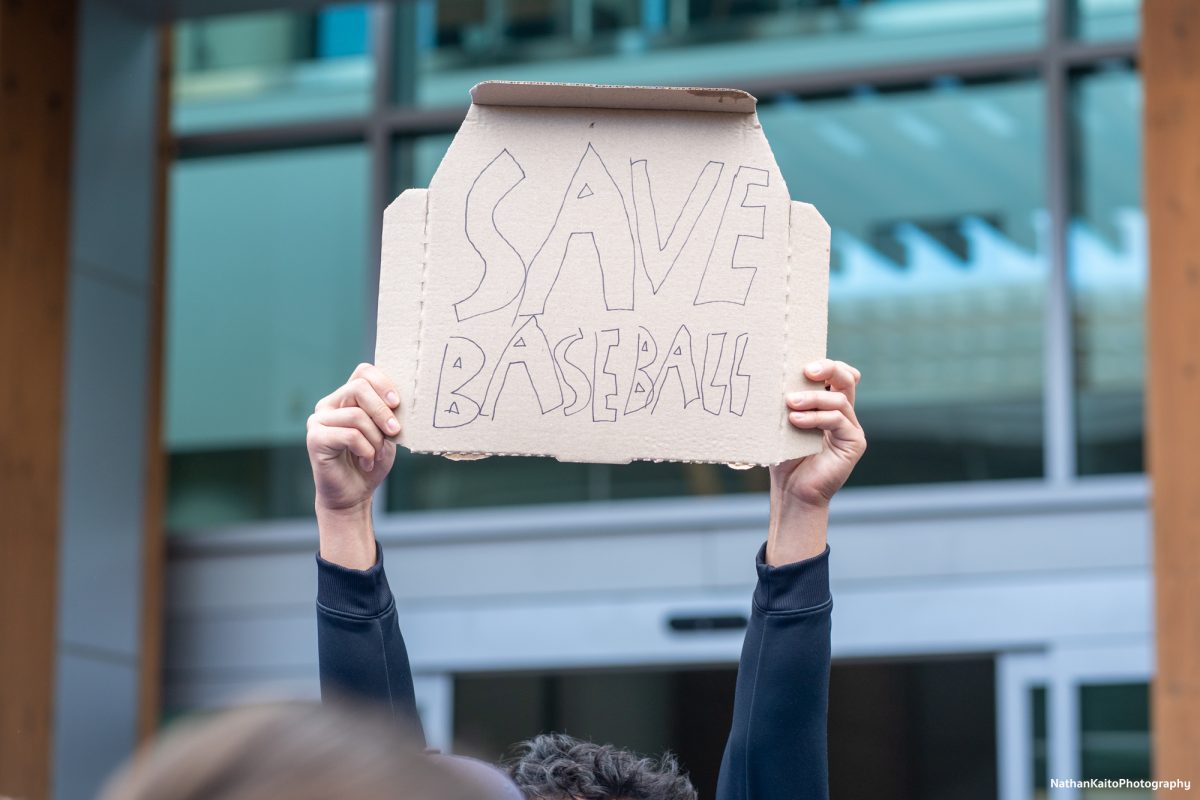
766, 487, 829, 567
316, 501, 377, 570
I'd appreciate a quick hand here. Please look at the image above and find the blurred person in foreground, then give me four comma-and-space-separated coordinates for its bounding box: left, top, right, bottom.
309, 359, 866, 800
99, 701, 500, 800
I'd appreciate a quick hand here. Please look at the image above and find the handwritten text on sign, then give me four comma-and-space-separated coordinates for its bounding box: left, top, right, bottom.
432, 142, 772, 428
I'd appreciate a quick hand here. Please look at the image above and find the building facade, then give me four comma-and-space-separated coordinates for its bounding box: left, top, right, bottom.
14, 1, 1153, 798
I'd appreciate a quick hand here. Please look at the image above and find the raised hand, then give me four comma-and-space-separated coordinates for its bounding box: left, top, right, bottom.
307, 363, 402, 568
766, 359, 866, 565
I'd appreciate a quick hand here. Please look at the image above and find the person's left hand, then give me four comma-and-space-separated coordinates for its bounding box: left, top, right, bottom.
771, 359, 866, 511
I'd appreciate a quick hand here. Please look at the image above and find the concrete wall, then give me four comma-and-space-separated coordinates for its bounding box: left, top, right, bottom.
54, 1, 160, 797
163, 478, 1153, 752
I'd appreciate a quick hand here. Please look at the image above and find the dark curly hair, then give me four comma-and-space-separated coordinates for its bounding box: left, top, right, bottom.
505, 733, 698, 800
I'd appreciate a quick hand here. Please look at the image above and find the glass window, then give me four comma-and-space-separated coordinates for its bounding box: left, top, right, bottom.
165, 1, 1146, 522
455, 668, 734, 798
407, 0, 1045, 109
173, 5, 373, 133
760, 79, 1048, 486
383, 80, 1049, 508
457, 659, 997, 800
1079, 682, 1151, 797
391, 133, 455, 193
165, 145, 370, 530
1074, 0, 1140, 42
1070, 65, 1143, 475
387, 453, 770, 511
828, 657, 999, 795
388, 454, 593, 511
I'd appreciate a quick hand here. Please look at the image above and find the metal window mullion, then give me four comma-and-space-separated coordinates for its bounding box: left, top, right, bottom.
369, 0, 396, 514
174, 118, 369, 158
996, 652, 1049, 800
171, 45, 1139, 152
1048, 656, 1083, 799
1042, 0, 1078, 485
367, 1, 395, 342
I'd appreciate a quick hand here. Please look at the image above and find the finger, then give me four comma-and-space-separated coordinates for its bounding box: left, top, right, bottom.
803, 359, 834, 381
307, 423, 377, 469
350, 363, 401, 409
803, 359, 861, 385
788, 409, 862, 444
316, 377, 400, 438
309, 407, 384, 455
784, 390, 859, 425
804, 359, 859, 403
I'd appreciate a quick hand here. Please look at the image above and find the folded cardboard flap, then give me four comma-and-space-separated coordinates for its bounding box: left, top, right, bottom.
376, 82, 830, 466
470, 80, 757, 114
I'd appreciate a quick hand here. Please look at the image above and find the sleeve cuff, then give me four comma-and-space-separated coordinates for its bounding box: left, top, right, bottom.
752, 543, 831, 613
316, 541, 394, 617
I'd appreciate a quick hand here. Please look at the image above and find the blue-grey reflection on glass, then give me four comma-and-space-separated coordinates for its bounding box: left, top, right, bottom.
414, 134, 455, 189
761, 80, 1047, 484
411, 0, 1044, 108
173, 5, 373, 133
1079, 683, 1151, 788
1070, 66, 1144, 475
1074, 0, 1140, 41
165, 146, 370, 530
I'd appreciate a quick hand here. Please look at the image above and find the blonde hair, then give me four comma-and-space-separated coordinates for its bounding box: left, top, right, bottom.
100, 702, 488, 800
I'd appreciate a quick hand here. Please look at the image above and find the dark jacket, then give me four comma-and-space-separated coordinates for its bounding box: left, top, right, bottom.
316, 541, 832, 799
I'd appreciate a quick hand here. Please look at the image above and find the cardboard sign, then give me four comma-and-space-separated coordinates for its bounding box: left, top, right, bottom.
376, 82, 830, 466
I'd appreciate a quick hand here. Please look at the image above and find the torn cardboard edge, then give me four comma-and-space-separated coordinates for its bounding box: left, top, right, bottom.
375, 81, 831, 467
441, 452, 759, 467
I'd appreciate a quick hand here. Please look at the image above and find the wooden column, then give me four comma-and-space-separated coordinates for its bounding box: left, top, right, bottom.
0, 1, 78, 797
1143, 0, 1200, 788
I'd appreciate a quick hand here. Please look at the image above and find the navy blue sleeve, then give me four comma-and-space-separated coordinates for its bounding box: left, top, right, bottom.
715, 544, 832, 800
316, 542, 426, 746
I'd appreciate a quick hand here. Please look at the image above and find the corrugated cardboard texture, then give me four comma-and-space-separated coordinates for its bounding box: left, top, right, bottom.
377, 82, 830, 465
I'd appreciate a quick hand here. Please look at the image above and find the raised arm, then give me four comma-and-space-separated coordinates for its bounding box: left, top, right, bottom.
307, 363, 425, 745
716, 359, 866, 800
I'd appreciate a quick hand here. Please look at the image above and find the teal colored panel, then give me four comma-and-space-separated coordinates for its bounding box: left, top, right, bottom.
413, 0, 1045, 109
1074, 0, 1140, 41
1079, 683, 1151, 783
172, 10, 373, 133
166, 145, 369, 451
1070, 67, 1144, 475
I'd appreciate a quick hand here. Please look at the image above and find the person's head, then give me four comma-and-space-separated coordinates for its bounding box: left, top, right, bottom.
505, 733, 697, 800
100, 702, 493, 800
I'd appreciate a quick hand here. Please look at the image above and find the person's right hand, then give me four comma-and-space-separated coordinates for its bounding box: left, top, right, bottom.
306, 364, 401, 568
